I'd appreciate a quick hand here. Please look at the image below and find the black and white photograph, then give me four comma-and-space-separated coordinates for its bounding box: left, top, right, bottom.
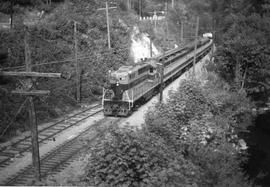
0, 0, 269, 186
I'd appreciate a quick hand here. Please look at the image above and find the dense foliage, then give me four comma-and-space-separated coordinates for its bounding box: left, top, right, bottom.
213, 13, 270, 98
147, 0, 270, 103
84, 127, 196, 186
84, 78, 252, 186
180, 0, 270, 103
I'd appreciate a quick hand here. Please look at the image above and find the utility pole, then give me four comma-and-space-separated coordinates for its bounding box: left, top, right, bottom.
0, 30, 62, 182
25, 30, 40, 181
154, 11, 157, 30
165, 2, 169, 48
139, 0, 142, 17
105, 1, 111, 49
193, 17, 199, 79
158, 62, 164, 103
149, 37, 153, 57
127, 0, 131, 10
180, 20, 184, 44
10, 0, 14, 28
172, 0, 174, 8
97, 1, 117, 50
74, 21, 80, 102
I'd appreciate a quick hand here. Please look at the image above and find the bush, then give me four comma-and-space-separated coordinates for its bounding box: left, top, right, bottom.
145, 80, 214, 150
84, 126, 199, 186
186, 142, 250, 187
144, 78, 252, 186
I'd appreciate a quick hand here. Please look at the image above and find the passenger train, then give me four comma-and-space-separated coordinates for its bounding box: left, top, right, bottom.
102, 37, 213, 116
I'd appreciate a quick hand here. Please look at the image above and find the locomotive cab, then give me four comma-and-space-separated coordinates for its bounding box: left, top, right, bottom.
147, 60, 158, 81
103, 66, 134, 116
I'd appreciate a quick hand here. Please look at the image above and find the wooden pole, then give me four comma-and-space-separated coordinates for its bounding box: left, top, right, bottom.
180, 20, 184, 43
25, 30, 41, 181
165, 2, 169, 48
150, 37, 152, 57
24, 31, 31, 71
1, 30, 62, 183
106, 1, 111, 50
139, 0, 142, 17
159, 63, 164, 103
154, 11, 157, 30
127, 0, 130, 10
10, 0, 14, 29
74, 21, 81, 102
97, 4, 117, 49
193, 17, 199, 78
172, 0, 174, 8
28, 96, 41, 181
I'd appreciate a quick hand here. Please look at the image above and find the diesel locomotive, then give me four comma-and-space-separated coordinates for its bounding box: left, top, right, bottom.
102, 38, 213, 116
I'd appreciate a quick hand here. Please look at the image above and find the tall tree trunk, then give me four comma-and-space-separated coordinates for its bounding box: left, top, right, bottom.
234, 57, 241, 90
241, 67, 247, 89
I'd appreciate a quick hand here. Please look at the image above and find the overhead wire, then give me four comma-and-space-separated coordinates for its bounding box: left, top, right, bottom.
0, 56, 93, 71
0, 44, 131, 71
0, 98, 29, 137
0, 65, 26, 71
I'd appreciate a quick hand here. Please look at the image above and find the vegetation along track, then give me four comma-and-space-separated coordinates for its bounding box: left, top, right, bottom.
0, 103, 103, 168
2, 117, 122, 186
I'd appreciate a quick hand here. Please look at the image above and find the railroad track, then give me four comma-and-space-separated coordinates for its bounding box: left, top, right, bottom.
0, 103, 103, 169
2, 117, 121, 186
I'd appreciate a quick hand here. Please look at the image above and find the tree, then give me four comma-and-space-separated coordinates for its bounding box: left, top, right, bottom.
213, 11, 270, 98
184, 0, 270, 102
0, 0, 43, 28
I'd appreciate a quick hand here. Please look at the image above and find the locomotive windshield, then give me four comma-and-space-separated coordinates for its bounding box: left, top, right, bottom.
110, 67, 131, 84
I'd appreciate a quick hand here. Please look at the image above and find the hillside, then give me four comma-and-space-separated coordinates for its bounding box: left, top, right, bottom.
0, 0, 193, 140
0, 0, 137, 140
1, 0, 269, 185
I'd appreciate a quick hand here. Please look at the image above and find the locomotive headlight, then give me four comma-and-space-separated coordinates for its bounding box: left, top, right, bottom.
116, 82, 119, 86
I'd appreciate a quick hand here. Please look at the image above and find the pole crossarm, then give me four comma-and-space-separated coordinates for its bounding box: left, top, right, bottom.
11, 90, 50, 95
97, 6, 117, 11
0, 71, 62, 78
97, 2, 117, 50
0, 29, 63, 181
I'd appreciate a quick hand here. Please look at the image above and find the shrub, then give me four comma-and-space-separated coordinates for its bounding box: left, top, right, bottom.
84, 126, 199, 186
144, 78, 252, 186
85, 127, 168, 186
145, 80, 214, 150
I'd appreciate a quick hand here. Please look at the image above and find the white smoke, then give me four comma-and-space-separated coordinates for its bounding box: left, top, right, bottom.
130, 26, 160, 63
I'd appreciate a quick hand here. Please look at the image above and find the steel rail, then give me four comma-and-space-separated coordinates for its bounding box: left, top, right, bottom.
2, 117, 121, 186
0, 103, 103, 168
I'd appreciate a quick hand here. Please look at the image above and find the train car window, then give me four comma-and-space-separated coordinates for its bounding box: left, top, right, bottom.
138, 66, 149, 75
129, 73, 135, 79
150, 67, 153, 73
